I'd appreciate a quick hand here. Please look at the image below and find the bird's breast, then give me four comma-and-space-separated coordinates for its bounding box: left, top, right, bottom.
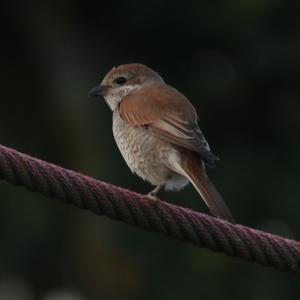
112, 111, 175, 186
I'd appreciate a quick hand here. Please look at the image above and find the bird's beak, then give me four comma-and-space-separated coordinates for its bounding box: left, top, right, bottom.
88, 85, 104, 97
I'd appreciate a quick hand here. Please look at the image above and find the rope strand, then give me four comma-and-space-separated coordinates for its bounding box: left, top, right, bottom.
0, 144, 299, 274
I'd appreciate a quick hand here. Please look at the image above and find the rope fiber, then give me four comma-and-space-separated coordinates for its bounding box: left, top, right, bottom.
0, 144, 299, 274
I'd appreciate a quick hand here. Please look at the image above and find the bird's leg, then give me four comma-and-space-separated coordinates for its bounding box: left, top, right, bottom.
147, 185, 163, 200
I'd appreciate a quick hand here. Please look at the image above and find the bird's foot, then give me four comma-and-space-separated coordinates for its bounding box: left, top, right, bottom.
146, 185, 163, 202
146, 192, 160, 201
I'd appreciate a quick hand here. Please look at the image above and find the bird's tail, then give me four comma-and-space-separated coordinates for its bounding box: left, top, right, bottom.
179, 152, 235, 223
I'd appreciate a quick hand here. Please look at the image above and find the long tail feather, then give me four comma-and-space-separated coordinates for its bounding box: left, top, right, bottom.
180, 153, 235, 223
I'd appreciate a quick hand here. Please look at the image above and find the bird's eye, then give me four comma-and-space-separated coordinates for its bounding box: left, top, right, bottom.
115, 77, 127, 85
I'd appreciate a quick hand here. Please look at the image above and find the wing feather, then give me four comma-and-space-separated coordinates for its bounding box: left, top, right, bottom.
119, 83, 219, 166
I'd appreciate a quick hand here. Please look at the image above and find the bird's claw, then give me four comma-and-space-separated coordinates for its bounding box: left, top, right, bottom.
146, 192, 159, 201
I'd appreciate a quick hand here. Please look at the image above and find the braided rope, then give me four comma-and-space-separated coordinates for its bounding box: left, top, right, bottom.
0, 144, 299, 274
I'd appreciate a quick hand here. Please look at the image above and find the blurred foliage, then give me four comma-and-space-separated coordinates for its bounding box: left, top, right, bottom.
0, 0, 300, 299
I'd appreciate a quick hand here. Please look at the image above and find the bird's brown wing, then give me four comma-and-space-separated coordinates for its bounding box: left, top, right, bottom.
118, 83, 219, 167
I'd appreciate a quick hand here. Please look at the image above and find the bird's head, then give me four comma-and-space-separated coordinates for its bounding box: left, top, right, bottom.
89, 63, 163, 111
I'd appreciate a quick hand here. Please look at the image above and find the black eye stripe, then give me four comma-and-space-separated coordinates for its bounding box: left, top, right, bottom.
115, 77, 127, 85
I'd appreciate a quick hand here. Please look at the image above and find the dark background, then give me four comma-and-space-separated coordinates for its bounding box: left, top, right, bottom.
0, 0, 299, 299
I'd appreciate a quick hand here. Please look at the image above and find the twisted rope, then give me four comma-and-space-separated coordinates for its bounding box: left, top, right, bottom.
0, 144, 299, 274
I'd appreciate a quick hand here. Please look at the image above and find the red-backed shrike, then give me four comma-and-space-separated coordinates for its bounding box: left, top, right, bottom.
89, 63, 234, 222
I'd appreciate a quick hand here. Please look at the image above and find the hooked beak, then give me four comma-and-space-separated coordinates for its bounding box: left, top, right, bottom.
88, 85, 105, 97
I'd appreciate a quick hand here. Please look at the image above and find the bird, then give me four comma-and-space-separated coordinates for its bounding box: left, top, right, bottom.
89, 63, 235, 223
